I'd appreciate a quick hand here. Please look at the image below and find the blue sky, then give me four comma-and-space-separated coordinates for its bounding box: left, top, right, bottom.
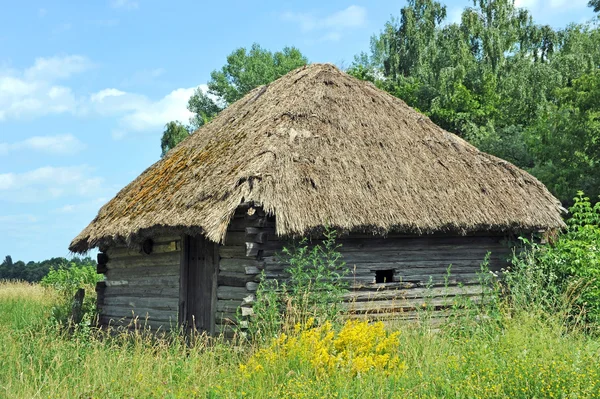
0, 0, 596, 262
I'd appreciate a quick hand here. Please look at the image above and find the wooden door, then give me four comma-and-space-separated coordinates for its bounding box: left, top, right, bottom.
179, 235, 217, 334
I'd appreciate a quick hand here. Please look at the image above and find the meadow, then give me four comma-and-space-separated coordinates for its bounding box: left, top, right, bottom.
1, 280, 599, 399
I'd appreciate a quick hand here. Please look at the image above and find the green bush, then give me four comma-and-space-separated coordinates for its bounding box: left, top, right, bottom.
248, 228, 348, 341
41, 263, 103, 328
506, 192, 600, 326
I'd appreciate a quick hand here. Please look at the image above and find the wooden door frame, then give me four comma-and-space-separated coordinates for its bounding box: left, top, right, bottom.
178, 234, 218, 335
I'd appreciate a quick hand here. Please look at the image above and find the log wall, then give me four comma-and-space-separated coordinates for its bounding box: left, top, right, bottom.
97, 235, 182, 331
219, 206, 514, 329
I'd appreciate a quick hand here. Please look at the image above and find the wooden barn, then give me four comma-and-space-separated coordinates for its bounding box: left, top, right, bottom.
69, 64, 565, 334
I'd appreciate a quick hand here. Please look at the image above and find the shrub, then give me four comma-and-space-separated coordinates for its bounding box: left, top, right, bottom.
506, 191, 600, 326
41, 263, 103, 328
248, 228, 348, 341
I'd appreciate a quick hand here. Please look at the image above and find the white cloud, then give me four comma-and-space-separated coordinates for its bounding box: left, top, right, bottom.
110, 0, 139, 9
90, 88, 126, 103
0, 134, 86, 156
0, 55, 91, 121
0, 166, 104, 202
24, 55, 91, 81
54, 197, 108, 214
89, 86, 196, 137
282, 5, 366, 41
121, 87, 195, 131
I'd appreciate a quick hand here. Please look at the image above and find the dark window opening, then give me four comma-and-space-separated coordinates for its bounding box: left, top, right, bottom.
375, 269, 394, 283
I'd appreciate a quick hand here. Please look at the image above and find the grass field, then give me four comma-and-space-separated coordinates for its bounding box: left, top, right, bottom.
1, 281, 599, 398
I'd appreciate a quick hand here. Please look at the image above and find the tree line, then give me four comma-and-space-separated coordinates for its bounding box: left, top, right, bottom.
161, 0, 599, 205
0, 255, 96, 283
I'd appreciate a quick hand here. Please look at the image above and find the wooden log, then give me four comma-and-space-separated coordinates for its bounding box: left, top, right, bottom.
104, 286, 179, 298
342, 295, 484, 313
216, 300, 242, 313
219, 258, 265, 273
342, 285, 488, 302
101, 306, 178, 321
99, 316, 177, 330
245, 242, 263, 257
224, 232, 246, 246
246, 282, 259, 292
217, 286, 250, 301
107, 252, 181, 269
106, 242, 180, 259
106, 265, 179, 279
218, 272, 259, 287
103, 296, 179, 310
219, 246, 246, 259
229, 217, 272, 231
104, 275, 179, 286
240, 307, 254, 317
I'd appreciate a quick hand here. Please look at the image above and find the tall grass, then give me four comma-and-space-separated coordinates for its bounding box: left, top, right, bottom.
1, 281, 599, 398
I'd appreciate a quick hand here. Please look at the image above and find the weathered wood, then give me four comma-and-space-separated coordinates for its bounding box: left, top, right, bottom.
217, 272, 259, 287
224, 232, 246, 246
229, 217, 272, 231
99, 316, 178, 330
103, 275, 179, 286
107, 241, 181, 259
245, 242, 263, 257
107, 252, 181, 269
217, 286, 250, 300
246, 281, 259, 292
181, 235, 218, 334
106, 265, 179, 279
104, 286, 179, 298
343, 285, 488, 302
245, 227, 268, 244
219, 246, 246, 259
219, 258, 265, 273
102, 306, 178, 321
343, 295, 484, 313
103, 296, 179, 310
217, 300, 243, 313
70, 288, 85, 325
240, 307, 254, 316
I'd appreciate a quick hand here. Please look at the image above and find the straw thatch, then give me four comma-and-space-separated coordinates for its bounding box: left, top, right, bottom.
70, 63, 565, 253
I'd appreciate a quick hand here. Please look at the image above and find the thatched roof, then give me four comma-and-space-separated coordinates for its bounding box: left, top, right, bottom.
70, 63, 565, 253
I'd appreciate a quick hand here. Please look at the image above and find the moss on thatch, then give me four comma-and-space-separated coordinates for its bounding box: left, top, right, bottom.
70, 64, 565, 253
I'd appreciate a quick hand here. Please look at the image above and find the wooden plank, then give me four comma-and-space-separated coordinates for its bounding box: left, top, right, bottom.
219, 246, 246, 259
107, 252, 180, 269
224, 232, 246, 246
100, 306, 178, 321
216, 300, 243, 313
219, 258, 265, 273
107, 241, 181, 259
104, 275, 179, 287
104, 286, 179, 298
342, 295, 484, 313
217, 272, 258, 287
217, 286, 250, 300
106, 265, 179, 279
342, 285, 488, 302
103, 296, 179, 310
99, 316, 178, 331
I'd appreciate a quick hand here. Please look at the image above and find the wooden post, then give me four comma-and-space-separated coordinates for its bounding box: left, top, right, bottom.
70, 288, 85, 325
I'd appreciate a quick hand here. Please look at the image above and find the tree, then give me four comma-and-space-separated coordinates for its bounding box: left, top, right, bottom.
160, 43, 308, 156
160, 121, 191, 157
590, 0, 600, 13
349, 0, 600, 203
